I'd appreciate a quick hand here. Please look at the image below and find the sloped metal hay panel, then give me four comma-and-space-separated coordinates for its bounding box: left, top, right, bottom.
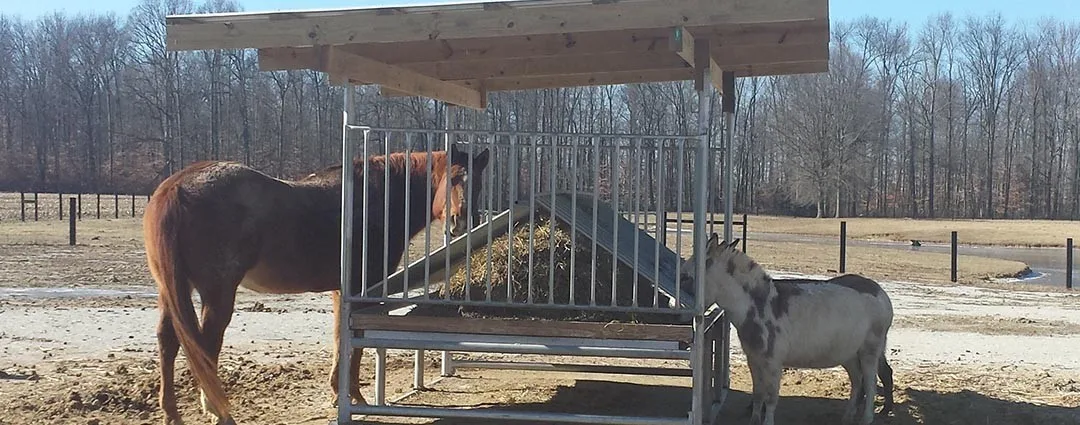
375, 191, 694, 323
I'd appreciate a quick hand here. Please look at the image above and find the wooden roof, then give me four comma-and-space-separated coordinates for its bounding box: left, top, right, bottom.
165, 0, 830, 109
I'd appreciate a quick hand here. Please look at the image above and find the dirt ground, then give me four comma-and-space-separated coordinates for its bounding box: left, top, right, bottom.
1, 215, 1079, 425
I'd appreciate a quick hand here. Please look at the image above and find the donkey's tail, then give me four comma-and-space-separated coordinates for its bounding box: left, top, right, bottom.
144, 183, 231, 418
877, 348, 894, 414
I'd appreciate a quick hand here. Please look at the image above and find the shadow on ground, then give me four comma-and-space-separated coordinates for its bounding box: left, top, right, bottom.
360, 379, 1080, 425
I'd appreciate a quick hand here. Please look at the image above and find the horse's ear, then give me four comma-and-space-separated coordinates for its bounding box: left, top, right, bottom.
728, 238, 741, 250
706, 233, 720, 251
472, 148, 490, 170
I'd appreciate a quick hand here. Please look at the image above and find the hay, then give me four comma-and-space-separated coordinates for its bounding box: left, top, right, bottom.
438, 210, 684, 324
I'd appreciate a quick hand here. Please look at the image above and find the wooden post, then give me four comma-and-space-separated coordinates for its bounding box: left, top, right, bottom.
131, 194, 136, 217
114, 194, 119, 219
20, 192, 25, 222
58, 193, 63, 221
839, 221, 847, 273
96, 194, 101, 219
1067, 238, 1074, 290
34, 193, 38, 221
77, 193, 82, 220
741, 213, 748, 253
68, 198, 76, 246
950, 231, 958, 283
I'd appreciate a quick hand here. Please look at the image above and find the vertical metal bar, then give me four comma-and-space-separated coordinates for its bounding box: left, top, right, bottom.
527, 135, 537, 304
442, 107, 455, 378
96, 193, 100, 219
425, 136, 433, 300
675, 137, 685, 309
403, 133, 412, 294
414, 349, 425, 389
692, 61, 714, 425
611, 141, 621, 306
113, 193, 117, 219
485, 135, 496, 303
465, 135, 475, 301
375, 347, 387, 406
722, 70, 736, 243
570, 135, 579, 305
382, 132, 391, 299
548, 137, 558, 305
632, 137, 642, 308
839, 221, 847, 273
653, 140, 664, 307
590, 136, 600, 306
507, 133, 518, 303
20, 193, 25, 222
951, 231, 958, 283
336, 83, 357, 425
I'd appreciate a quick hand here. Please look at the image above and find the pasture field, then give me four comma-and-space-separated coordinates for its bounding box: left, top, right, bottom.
1, 213, 1078, 424
745, 214, 1080, 248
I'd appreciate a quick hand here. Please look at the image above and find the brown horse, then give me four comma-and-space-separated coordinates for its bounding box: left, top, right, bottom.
143, 144, 490, 425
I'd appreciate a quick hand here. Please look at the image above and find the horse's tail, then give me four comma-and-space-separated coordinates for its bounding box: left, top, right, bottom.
877, 341, 894, 414
144, 182, 231, 418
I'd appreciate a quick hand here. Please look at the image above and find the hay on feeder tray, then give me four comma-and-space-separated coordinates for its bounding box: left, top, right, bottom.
437, 210, 685, 324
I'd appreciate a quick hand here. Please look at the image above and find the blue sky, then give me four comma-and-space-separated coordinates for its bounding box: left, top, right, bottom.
2, 0, 1077, 29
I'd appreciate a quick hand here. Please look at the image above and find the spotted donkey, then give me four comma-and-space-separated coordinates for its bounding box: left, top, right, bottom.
682, 234, 894, 425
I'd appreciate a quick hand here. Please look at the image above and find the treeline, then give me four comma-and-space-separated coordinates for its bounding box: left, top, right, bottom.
0, 0, 1078, 219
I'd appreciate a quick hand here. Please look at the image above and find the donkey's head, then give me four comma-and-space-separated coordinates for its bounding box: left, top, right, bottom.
433, 143, 490, 238
679, 233, 764, 307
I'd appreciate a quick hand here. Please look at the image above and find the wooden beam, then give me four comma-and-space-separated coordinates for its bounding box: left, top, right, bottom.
324, 47, 486, 110
379, 60, 827, 97
166, 0, 828, 51
399, 51, 688, 81
671, 26, 696, 67
258, 20, 828, 72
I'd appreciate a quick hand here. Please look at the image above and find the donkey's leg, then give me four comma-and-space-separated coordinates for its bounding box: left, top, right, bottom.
196, 286, 238, 425
745, 358, 766, 425
878, 353, 894, 415
841, 360, 864, 425
758, 360, 783, 425
157, 309, 184, 425
857, 348, 881, 425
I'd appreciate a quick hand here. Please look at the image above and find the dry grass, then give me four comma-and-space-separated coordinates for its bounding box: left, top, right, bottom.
746, 214, 1080, 248
742, 240, 1029, 286
439, 211, 678, 323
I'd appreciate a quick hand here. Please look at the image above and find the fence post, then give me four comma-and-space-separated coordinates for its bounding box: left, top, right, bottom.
838, 221, 847, 273
77, 193, 82, 220
1067, 238, 1074, 290
131, 194, 136, 217
96, 194, 101, 219
950, 231, 958, 283
741, 213, 748, 253
20, 192, 25, 222
114, 194, 119, 219
68, 198, 76, 246
58, 193, 63, 221
34, 193, 38, 221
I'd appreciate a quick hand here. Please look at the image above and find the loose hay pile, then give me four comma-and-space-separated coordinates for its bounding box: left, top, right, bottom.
435, 210, 687, 324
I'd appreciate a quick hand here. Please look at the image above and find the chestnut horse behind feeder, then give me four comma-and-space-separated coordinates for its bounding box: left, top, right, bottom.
143, 144, 490, 425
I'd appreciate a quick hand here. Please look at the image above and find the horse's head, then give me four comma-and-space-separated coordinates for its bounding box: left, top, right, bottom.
433, 143, 490, 238
678, 233, 749, 305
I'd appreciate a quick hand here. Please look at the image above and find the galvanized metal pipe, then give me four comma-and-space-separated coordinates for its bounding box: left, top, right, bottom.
349, 404, 689, 425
